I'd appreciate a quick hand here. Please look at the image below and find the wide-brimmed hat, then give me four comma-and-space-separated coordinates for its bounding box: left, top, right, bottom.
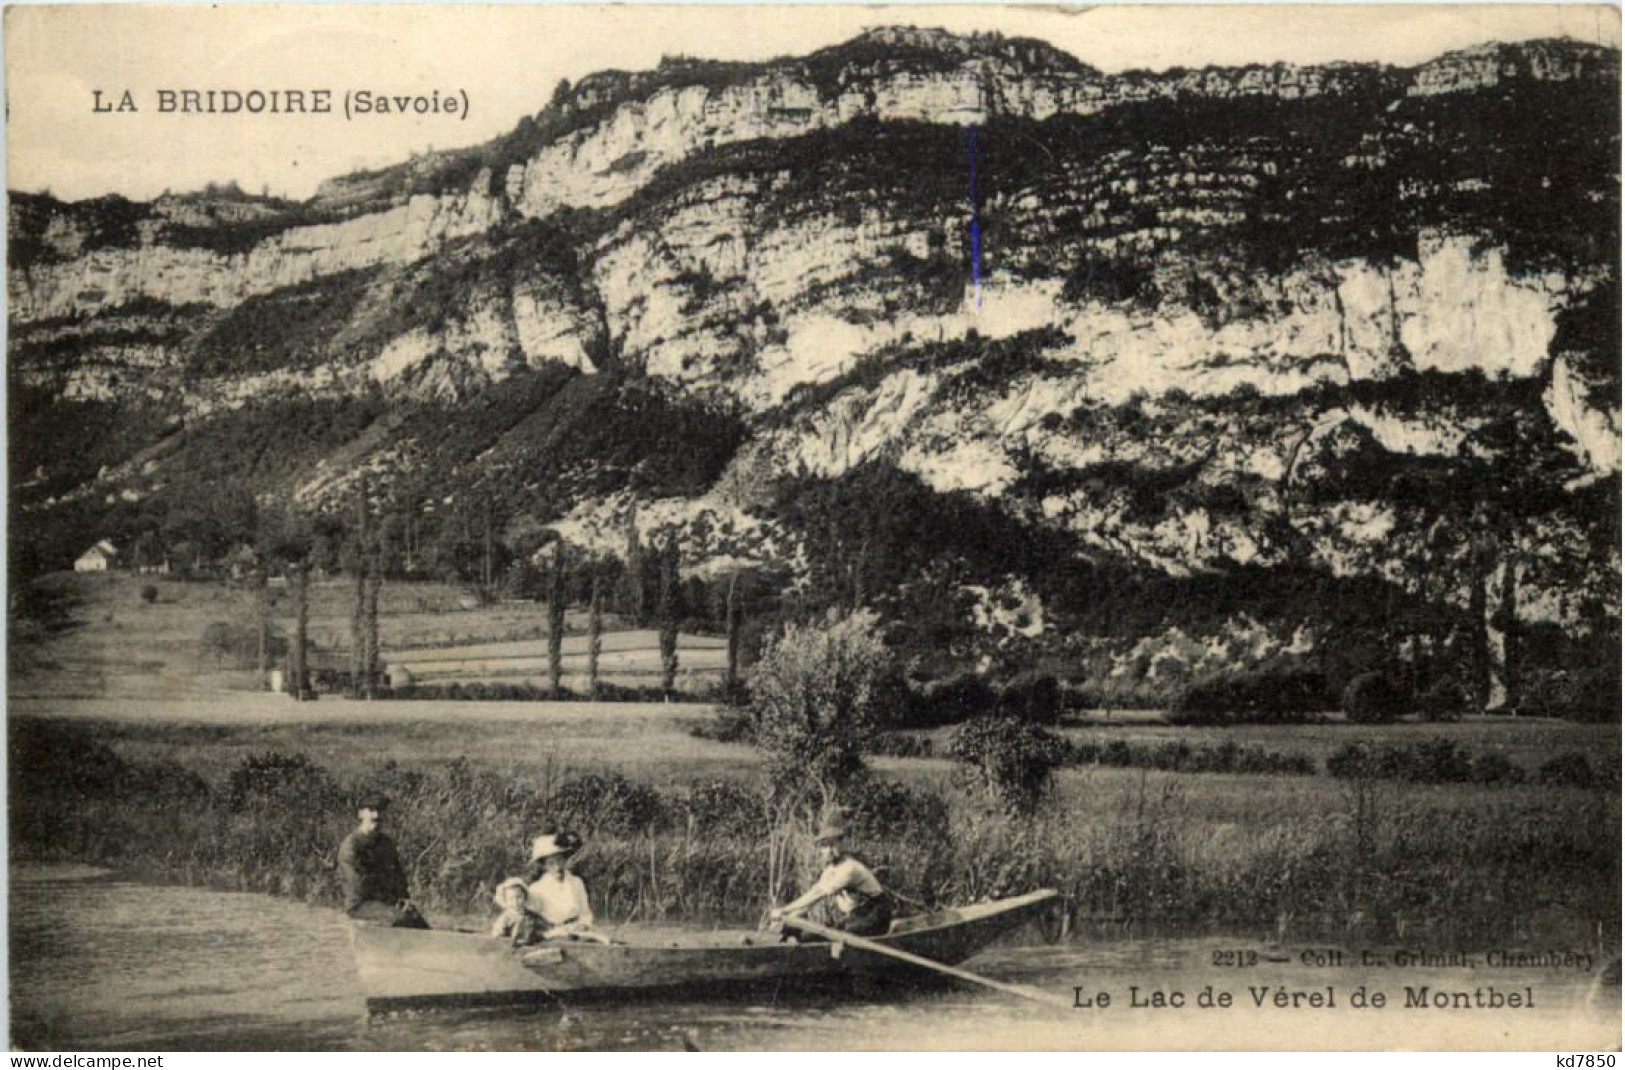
530, 830, 583, 861
492, 876, 528, 908
813, 821, 848, 844
355, 792, 390, 812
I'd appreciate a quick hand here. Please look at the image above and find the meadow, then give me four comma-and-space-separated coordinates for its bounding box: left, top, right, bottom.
10, 571, 1620, 951
10, 710, 1619, 950
8, 571, 722, 700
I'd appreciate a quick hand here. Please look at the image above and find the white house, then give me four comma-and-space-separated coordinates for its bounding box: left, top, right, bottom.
74, 540, 120, 573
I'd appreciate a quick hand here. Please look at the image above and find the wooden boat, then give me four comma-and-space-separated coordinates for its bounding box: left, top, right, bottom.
354, 889, 1060, 1013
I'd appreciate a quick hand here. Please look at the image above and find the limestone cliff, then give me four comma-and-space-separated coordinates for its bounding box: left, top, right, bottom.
10, 28, 1619, 707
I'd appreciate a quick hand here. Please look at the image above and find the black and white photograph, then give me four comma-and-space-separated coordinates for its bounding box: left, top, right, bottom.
5, 3, 1621, 1052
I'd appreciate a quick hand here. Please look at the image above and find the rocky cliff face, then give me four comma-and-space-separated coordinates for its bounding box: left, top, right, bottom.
10, 29, 1619, 703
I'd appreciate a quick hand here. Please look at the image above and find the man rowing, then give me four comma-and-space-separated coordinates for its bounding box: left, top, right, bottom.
769, 820, 894, 936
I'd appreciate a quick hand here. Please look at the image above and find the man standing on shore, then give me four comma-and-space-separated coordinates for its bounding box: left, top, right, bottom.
337, 793, 429, 928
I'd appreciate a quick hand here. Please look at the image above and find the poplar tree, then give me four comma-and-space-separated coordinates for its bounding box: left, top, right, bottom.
658, 536, 680, 696
362, 564, 381, 698
291, 562, 309, 700
548, 543, 568, 696
350, 486, 370, 697
725, 572, 743, 701
587, 575, 604, 699
622, 505, 645, 625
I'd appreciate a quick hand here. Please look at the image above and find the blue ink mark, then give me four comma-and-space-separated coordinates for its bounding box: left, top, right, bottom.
967, 124, 982, 308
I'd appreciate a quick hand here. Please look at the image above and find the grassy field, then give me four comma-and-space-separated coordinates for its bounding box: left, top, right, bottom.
9, 571, 724, 700
10, 572, 1620, 950
9, 709, 1620, 950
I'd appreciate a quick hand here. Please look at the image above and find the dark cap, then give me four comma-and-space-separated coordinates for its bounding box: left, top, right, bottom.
356, 793, 390, 812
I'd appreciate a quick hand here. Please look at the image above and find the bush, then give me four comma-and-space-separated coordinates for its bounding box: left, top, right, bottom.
1063, 737, 1316, 777
947, 717, 1069, 815
226, 751, 339, 812
1534, 753, 1599, 790
1168, 668, 1328, 725
139, 584, 159, 604
748, 608, 892, 796
864, 732, 934, 758
842, 776, 950, 842
1326, 738, 1541, 788
1523, 667, 1623, 723
1342, 671, 1408, 724
200, 620, 259, 669
1416, 678, 1468, 722
996, 672, 1062, 725
908, 673, 996, 727
676, 779, 767, 838
1468, 752, 1525, 787
687, 709, 756, 744
550, 771, 668, 835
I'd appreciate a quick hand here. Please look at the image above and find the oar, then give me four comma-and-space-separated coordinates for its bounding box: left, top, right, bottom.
779, 915, 1071, 1009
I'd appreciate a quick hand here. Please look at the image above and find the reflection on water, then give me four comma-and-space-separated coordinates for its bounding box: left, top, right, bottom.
10, 866, 1619, 1051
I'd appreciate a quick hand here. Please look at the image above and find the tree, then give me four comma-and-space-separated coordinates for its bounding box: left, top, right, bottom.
201, 620, 253, 667
658, 536, 680, 696
622, 506, 646, 625
349, 486, 370, 698
725, 572, 743, 700
255, 565, 271, 691
361, 565, 381, 699
587, 576, 604, 698
748, 608, 891, 806
748, 608, 893, 918
290, 561, 310, 699
548, 543, 569, 696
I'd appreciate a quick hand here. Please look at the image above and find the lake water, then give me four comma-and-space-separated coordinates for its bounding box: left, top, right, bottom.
10, 866, 1618, 1051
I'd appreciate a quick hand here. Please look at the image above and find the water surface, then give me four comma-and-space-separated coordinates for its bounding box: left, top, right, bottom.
10, 866, 1617, 1050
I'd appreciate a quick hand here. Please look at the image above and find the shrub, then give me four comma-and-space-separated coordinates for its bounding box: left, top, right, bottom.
947, 716, 1069, 815
1534, 753, 1598, 790
748, 608, 892, 798
226, 752, 339, 812
865, 732, 934, 758
911, 672, 996, 726
1168, 668, 1328, 725
1342, 671, 1408, 724
676, 779, 767, 839
1417, 678, 1468, 722
1468, 752, 1525, 787
687, 709, 756, 744
1061, 737, 1316, 777
139, 584, 159, 604
996, 672, 1062, 725
1326, 738, 1536, 787
550, 771, 668, 835
1523, 667, 1624, 723
200, 620, 259, 669
843, 776, 951, 842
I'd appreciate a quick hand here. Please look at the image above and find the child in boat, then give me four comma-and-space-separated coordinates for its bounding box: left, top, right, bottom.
769, 820, 894, 937
489, 877, 544, 946
524, 830, 611, 943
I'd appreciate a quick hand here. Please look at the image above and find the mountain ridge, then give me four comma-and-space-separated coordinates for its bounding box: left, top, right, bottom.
9, 28, 1620, 714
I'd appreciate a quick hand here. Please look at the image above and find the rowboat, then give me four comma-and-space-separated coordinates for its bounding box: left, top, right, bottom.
353, 889, 1060, 1013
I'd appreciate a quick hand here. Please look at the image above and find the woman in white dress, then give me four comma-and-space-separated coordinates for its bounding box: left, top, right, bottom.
524, 830, 608, 942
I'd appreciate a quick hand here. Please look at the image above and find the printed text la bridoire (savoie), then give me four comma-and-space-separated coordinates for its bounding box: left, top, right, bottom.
93, 88, 469, 122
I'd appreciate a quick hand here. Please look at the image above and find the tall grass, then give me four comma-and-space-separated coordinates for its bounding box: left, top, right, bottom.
9, 718, 1617, 947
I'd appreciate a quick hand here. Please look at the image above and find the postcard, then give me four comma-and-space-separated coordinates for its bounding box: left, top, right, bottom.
7, 3, 1620, 1053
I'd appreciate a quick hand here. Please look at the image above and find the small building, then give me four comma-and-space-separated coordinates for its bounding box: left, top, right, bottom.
74, 540, 120, 573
